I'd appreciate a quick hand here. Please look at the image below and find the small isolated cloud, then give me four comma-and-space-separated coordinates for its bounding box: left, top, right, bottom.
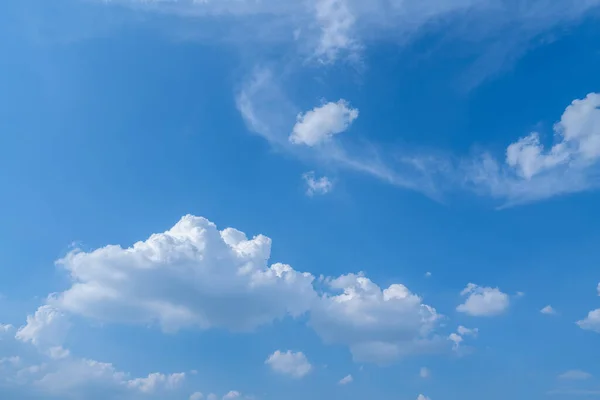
424, 272, 432, 278
190, 392, 204, 400
419, 367, 430, 379
577, 309, 600, 333
558, 370, 592, 380
265, 350, 312, 378
207, 394, 218, 400
457, 326, 478, 337
456, 283, 509, 317
303, 171, 333, 196
417, 394, 431, 400
541, 305, 557, 315
290, 100, 358, 146
338, 374, 353, 385
597, 282, 600, 296
449, 325, 478, 351
448, 333, 463, 350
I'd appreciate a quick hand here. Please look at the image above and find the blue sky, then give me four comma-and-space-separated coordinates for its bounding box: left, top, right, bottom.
2, 0, 600, 399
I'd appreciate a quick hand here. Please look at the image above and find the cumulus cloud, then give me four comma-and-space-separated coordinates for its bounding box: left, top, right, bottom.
417, 394, 431, 400
338, 374, 353, 384
290, 100, 358, 146
47, 215, 317, 333
456, 283, 509, 317
558, 370, 592, 380
541, 305, 556, 315
309, 273, 442, 364
303, 171, 333, 196
127, 372, 185, 393
15, 305, 70, 349
190, 392, 204, 400
419, 367, 430, 379
577, 309, 600, 333
265, 350, 312, 378
467, 93, 600, 205
12, 214, 450, 369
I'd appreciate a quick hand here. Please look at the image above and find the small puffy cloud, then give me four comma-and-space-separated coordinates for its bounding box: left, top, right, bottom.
223, 391, 241, 399
448, 333, 463, 350
417, 395, 431, 400
558, 370, 592, 380
290, 100, 358, 146
338, 374, 353, 385
597, 282, 600, 296
577, 309, 600, 332
456, 283, 509, 317
541, 305, 556, 315
424, 272, 432, 278
303, 172, 333, 196
265, 350, 312, 378
15, 305, 70, 348
190, 392, 204, 400
127, 372, 185, 393
449, 326, 478, 351
457, 326, 478, 337
419, 367, 430, 379
48, 215, 317, 333
207, 394, 218, 400
309, 273, 441, 364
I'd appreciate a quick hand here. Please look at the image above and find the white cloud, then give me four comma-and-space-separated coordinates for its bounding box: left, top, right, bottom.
303, 171, 333, 196
577, 309, 600, 333
190, 392, 204, 400
448, 333, 463, 350
309, 273, 442, 364
597, 282, 600, 296
424, 272, 432, 278
338, 374, 353, 385
456, 283, 509, 317
417, 394, 431, 400
419, 367, 430, 379
48, 346, 70, 360
558, 370, 592, 380
15, 305, 70, 349
290, 100, 358, 146
17, 214, 447, 365
541, 305, 556, 315
265, 350, 312, 378
127, 372, 186, 393
47, 215, 317, 333
314, 0, 358, 62
223, 391, 241, 399
0, 323, 13, 334
467, 93, 600, 205
208, 394, 218, 400
449, 325, 478, 351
